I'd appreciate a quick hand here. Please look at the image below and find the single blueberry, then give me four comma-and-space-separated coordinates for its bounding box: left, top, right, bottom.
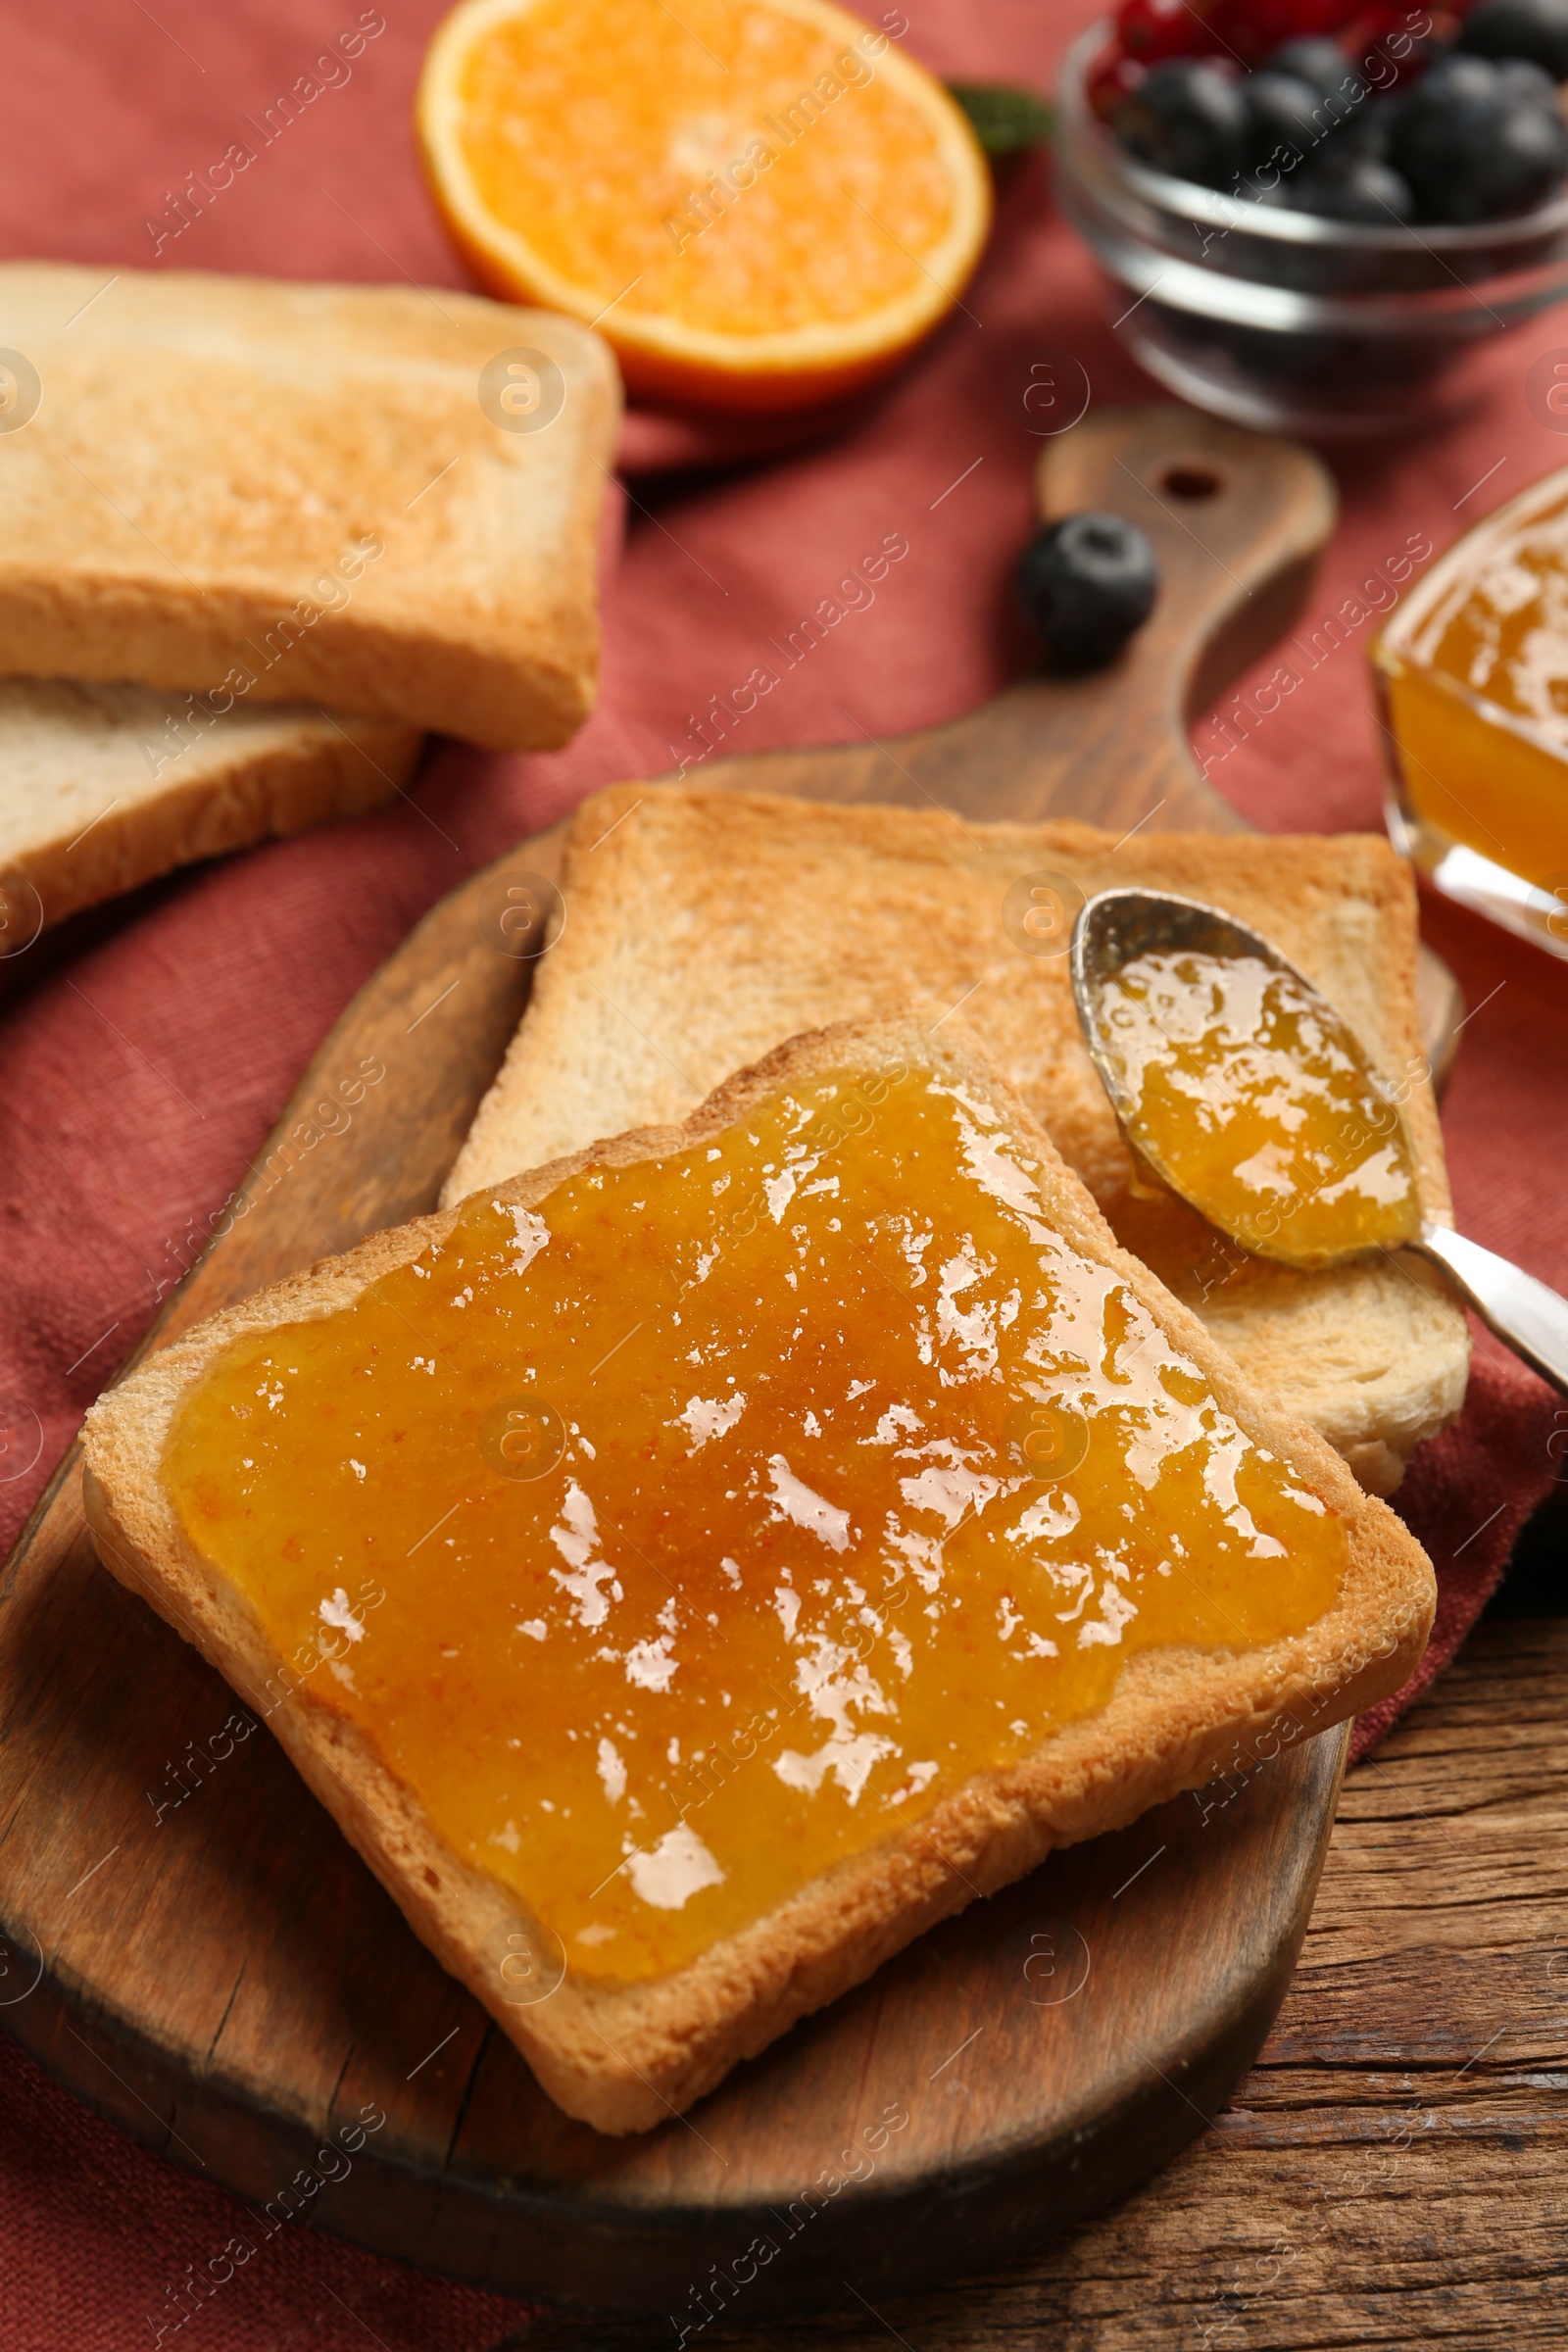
1409, 49, 1508, 105
1243, 70, 1327, 177
1393, 64, 1568, 220
1263, 37, 1366, 104
1458, 0, 1568, 80
1113, 60, 1249, 188
1014, 514, 1160, 671
1470, 100, 1568, 215
1291, 154, 1416, 221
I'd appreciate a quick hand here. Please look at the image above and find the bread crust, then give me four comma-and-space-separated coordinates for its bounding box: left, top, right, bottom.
0, 683, 420, 930
82, 1016, 1436, 2135
0, 265, 620, 750
445, 784, 1470, 1493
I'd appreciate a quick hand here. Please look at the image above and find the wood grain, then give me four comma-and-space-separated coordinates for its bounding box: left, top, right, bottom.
0, 402, 1458, 2316
683, 403, 1335, 836
518, 1614, 1568, 2350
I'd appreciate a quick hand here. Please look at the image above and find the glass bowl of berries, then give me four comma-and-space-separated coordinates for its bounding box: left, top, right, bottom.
1055, 0, 1568, 435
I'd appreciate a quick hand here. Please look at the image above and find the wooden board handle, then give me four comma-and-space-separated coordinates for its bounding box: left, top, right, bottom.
1033, 403, 1338, 816
713, 402, 1338, 836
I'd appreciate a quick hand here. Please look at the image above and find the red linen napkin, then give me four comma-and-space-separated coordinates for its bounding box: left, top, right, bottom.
0, 0, 1564, 2340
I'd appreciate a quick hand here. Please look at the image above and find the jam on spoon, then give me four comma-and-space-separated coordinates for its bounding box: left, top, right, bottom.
1087, 943, 1421, 1269
1072, 887, 1568, 1394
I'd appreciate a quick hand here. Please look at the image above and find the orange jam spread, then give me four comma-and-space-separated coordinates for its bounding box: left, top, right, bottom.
1098, 951, 1421, 1268
1373, 467, 1568, 884
162, 1058, 1347, 1984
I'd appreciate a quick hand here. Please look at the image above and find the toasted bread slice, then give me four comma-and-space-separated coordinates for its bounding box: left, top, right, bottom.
446, 786, 1469, 1494
0, 679, 420, 934
0, 265, 619, 750
82, 1016, 1435, 2135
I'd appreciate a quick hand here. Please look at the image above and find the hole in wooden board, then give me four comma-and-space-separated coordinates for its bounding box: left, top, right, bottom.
1159, 464, 1224, 501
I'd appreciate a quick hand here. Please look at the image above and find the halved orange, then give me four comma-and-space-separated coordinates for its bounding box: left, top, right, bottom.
416, 0, 992, 412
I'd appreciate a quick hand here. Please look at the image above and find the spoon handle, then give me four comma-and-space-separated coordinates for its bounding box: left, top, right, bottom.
1413, 1223, 1568, 1398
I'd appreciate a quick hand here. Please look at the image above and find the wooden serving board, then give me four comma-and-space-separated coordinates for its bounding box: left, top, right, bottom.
0, 406, 1446, 2319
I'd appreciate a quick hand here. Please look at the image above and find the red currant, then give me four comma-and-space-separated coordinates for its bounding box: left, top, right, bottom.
1204, 1, 1321, 62
1115, 0, 1222, 63
1345, 5, 1459, 83
1088, 46, 1149, 117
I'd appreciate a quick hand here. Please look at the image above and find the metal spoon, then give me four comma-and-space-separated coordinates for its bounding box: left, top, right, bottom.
1070, 886, 1568, 1398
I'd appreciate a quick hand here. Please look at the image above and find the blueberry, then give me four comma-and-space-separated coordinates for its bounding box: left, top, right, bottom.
1474, 101, 1568, 214
1253, 41, 1379, 179
1458, 0, 1568, 80
1263, 36, 1367, 108
1292, 154, 1416, 221
1014, 514, 1160, 671
1243, 69, 1326, 176
1391, 57, 1568, 220
1496, 55, 1560, 102
1113, 60, 1249, 188
1412, 50, 1508, 104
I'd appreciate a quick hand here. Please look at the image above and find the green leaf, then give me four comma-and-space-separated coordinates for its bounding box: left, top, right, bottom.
947, 81, 1054, 159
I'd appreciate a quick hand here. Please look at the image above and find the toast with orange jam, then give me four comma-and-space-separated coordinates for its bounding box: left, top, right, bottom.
81, 1018, 1434, 2133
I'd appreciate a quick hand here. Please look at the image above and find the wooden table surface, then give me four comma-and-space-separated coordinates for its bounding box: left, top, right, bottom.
521, 1599, 1568, 2351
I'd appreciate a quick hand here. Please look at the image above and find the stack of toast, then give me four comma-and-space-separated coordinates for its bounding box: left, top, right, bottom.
0, 262, 618, 937
81, 779, 1462, 2133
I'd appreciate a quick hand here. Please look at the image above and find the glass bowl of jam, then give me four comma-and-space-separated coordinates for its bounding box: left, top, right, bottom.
1372, 459, 1568, 954
1054, 21, 1568, 438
